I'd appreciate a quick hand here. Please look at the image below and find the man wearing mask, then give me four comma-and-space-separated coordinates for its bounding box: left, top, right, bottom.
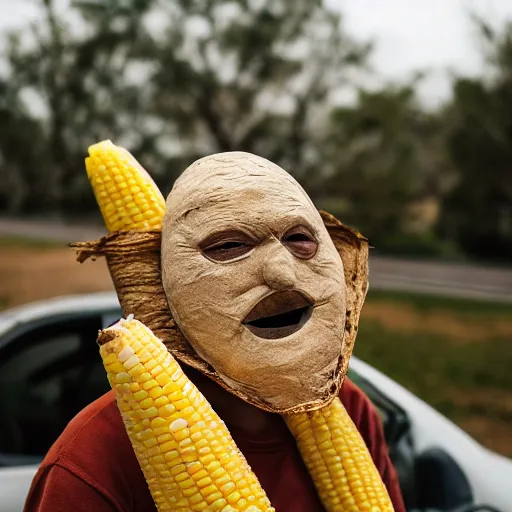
24, 145, 406, 512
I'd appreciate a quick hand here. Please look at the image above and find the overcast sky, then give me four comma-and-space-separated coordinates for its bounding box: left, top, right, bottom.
1, 0, 512, 108
335, 0, 512, 106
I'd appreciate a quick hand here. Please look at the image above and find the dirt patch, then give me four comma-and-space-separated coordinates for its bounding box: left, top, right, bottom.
362, 302, 512, 342
458, 416, 512, 457
448, 387, 512, 416
0, 247, 113, 309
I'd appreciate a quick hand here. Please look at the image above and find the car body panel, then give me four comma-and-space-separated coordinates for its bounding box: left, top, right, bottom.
0, 292, 120, 339
350, 358, 512, 510
0, 466, 37, 511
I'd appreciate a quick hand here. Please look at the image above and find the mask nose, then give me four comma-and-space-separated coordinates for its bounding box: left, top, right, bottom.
263, 245, 296, 291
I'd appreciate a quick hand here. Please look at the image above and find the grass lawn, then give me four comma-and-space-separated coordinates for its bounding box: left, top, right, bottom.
357, 290, 512, 456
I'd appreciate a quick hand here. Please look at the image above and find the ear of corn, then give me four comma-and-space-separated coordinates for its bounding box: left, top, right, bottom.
99, 316, 274, 512
86, 140, 166, 233
285, 399, 394, 512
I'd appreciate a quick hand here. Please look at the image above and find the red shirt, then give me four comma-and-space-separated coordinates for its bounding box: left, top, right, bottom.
24, 378, 405, 512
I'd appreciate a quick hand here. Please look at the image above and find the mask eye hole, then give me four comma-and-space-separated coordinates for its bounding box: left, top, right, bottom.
200, 231, 255, 262
282, 226, 318, 259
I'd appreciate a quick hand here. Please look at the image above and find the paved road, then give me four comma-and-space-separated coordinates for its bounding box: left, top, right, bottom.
1, 218, 512, 304
0, 218, 107, 244
369, 257, 512, 304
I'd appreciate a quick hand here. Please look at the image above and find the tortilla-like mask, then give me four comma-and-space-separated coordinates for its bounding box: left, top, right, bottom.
161, 152, 347, 411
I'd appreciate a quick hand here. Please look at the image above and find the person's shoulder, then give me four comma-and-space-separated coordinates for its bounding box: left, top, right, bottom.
25, 392, 149, 511
340, 376, 370, 405
71, 389, 119, 428
43, 390, 127, 468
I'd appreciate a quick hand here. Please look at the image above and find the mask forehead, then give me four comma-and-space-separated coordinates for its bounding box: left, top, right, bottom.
165, 152, 320, 230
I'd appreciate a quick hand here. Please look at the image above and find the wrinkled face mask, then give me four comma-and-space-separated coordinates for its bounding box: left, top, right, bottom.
161, 152, 347, 410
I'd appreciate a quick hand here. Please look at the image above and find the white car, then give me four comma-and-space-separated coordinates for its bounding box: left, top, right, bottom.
0, 292, 510, 512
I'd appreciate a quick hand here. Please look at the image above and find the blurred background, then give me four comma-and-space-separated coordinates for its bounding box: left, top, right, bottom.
0, 0, 511, 459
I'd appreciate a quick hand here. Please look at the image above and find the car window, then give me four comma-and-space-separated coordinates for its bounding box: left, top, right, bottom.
102, 311, 122, 329
0, 316, 111, 461
347, 367, 390, 426
347, 365, 415, 502
0, 307, 408, 469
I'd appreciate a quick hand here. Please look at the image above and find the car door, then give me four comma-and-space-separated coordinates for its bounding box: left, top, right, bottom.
0, 309, 120, 512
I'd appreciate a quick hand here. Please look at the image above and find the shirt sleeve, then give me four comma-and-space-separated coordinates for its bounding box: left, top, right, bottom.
24, 463, 118, 512
341, 379, 407, 512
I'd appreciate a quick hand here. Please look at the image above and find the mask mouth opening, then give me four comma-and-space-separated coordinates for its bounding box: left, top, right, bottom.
242, 290, 314, 340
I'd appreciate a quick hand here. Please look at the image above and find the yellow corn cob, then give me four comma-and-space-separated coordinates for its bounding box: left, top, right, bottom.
285, 400, 394, 512
86, 140, 166, 232
99, 316, 274, 512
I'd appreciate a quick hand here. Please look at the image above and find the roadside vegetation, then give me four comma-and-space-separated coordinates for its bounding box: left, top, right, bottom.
359, 291, 512, 456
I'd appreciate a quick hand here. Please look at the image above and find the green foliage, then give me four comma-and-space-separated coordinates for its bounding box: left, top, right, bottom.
375, 232, 463, 260
0, 2, 511, 262
0, 0, 369, 211
355, 319, 512, 417
357, 320, 512, 393
366, 289, 512, 317
322, 85, 453, 245
439, 20, 512, 262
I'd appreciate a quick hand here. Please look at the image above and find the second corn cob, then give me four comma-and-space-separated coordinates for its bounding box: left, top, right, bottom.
99, 316, 274, 512
285, 399, 394, 512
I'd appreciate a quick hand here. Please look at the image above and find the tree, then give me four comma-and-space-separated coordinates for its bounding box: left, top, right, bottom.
142, 0, 371, 191
1, 0, 371, 215
321, 83, 453, 247
1, 0, 158, 214
440, 19, 512, 261
0, 75, 49, 213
